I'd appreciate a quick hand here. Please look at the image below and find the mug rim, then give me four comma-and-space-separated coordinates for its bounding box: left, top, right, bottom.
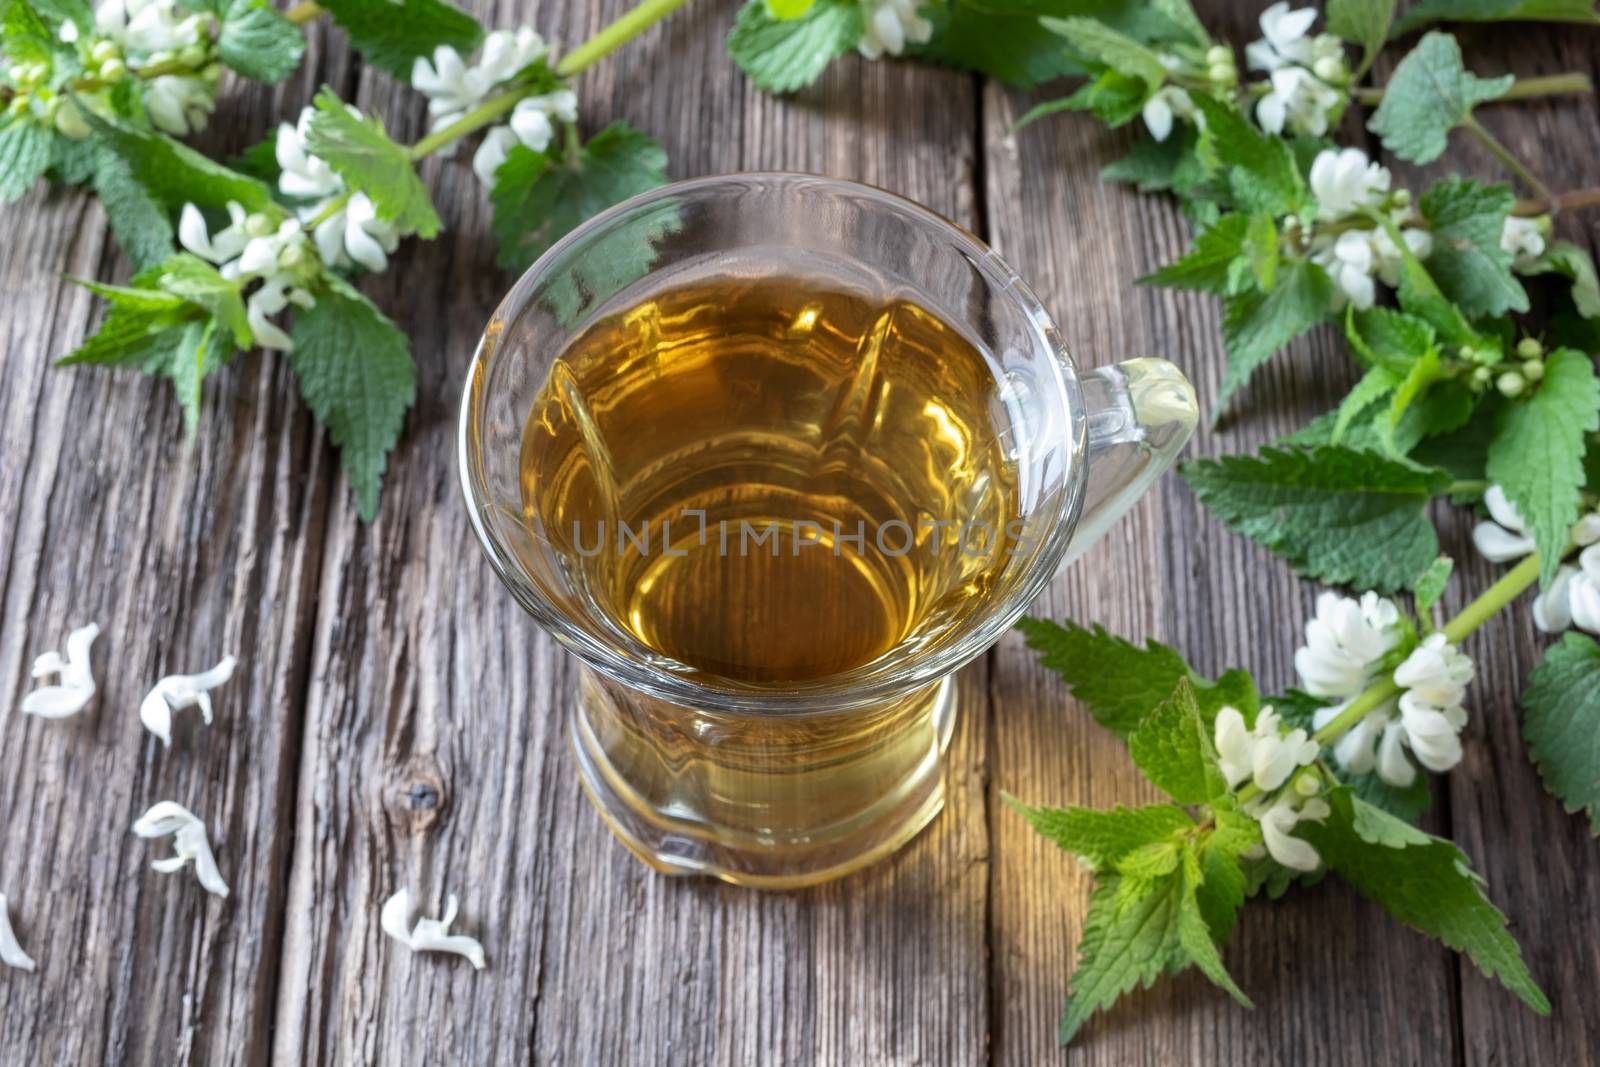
458, 171, 1087, 715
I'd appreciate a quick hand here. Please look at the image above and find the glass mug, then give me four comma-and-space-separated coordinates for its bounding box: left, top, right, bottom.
460, 174, 1197, 889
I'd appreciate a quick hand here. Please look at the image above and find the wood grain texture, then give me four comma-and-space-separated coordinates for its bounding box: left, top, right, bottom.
0, 26, 351, 1064
3, 0, 1598, 1064
269, 2, 988, 1065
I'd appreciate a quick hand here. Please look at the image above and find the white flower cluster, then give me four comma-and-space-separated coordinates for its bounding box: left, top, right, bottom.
1473, 484, 1600, 632
93, 0, 220, 136
1306, 147, 1433, 312
1213, 706, 1327, 871
276, 108, 404, 274
409, 28, 579, 187
178, 202, 318, 351
1500, 215, 1549, 271
1246, 2, 1347, 137
1296, 592, 1476, 787
857, 0, 933, 60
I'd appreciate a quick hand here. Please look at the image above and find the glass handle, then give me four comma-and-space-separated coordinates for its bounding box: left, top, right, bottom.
1063, 357, 1199, 565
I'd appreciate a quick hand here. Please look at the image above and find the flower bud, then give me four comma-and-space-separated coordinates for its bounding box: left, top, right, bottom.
53, 97, 90, 139
6, 96, 27, 117
1471, 365, 1493, 386
1390, 188, 1411, 209
148, 49, 174, 66
1312, 56, 1345, 83
1207, 61, 1236, 84
279, 241, 309, 271
1205, 45, 1232, 66
1522, 359, 1545, 382
1496, 371, 1525, 398
178, 43, 207, 68
99, 57, 126, 81
1516, 336, 1543, 360
245, 212, 275, 237
1292, 768, 1321, 797
90, 40, 119, 65
202, 62, 222, 84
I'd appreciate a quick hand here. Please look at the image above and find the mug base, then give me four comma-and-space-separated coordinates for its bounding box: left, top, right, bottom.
570, 675, 957, 890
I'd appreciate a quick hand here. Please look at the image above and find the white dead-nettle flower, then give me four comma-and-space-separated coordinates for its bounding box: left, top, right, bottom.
471, 89, 580, 187
1214, 705, 1319, 793
1500, 215, 1547, 271
1244, 2, 1317, 71
1141, 85, 1204, 143
1248, 781, 1330, 872
21, 622, 100, 719
273, 108, 406, 274
1246, 5, 1345, 137
0, 893, 37, 972
857, 0, 933, 60
1309, 147, 1389, 220
275, 109, 343, 201
1313, 229, 1379, 311
138, 654, 236, 747
1294, 591, 1403, 699
381, 888, 486, 970
1255, 64, 1341, 137
131, 802, 230, 897
179, 203, 317, 350
144, 74, 216, 136
412, 27, 548, 139
1471, 484, 1600, 632
95, 0, 204, 55
95, 0, 218, 136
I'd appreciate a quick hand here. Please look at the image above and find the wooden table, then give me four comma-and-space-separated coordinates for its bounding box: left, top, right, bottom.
2, 2, 1597, 1063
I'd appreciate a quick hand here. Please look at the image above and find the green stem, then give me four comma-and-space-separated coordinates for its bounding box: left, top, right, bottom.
554, 0, 693, 77
284, 0, 324, 24
1351, 72, 1593, 106
406, 87, 527, 160
304, 189, 351, 229
1448, 479, 1488, 495
1514, 187, 1600, 216
1463, 115, 1558, 208
1236, 553, 1544, 806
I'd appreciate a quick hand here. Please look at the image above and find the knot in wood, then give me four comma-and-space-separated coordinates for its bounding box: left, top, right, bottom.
384, 756, 449, 833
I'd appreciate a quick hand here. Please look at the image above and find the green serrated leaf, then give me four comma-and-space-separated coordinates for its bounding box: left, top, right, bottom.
1039, 16, 1169, 89
1368, 32, 1513, 163
2, 0, 60, 65
0, 119, 53, 202
1137, 213, 1250, 294
217, 0, 306, 82
1394, 0, 1600, 35
289, 274, 417, 521
1042, 69, 1148, 128
1100, 129, 1192, 192
1522, 631, 1600, 833
1182, 444, 1452, 591
1015, 617, 1260, 737
304, 87, 438, 237
1191, 93, 1308, 218
1059, 873, 1185, 1044
1008, 798, 1196, 870
1346, 305, 1438, 373
1217, 258, 1332, 419
1486, 348, 1600, 588
1332, 364, 1403, 444
1414, 556, 1453, 616
1328, 0, 1397, 72
1301, 789, 1550, 1013
1388, 344, 1446, 426
912, 1, 1082, 90
1192, 803, 1258, 940
1128, 679, 1225, 805
316, 0, 482, 79
149, 252, 249, 348
1418, 177, 1528, 318
78, 103, 275, 214
765, 0, 814, 16
1522, 239, 1600, 319
726, 0, 861, 94
90, 148, 176, 268
490, 121, 669, 273
1176, 841, 1254, 1007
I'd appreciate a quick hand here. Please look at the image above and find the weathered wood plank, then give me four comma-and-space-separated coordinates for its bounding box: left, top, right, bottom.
269, 2, 988, 1064
0, 30, 350, 1065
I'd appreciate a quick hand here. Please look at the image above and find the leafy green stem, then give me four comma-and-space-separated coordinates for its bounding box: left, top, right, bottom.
1351, 72, 1592, 107
406, 86, 528, 160
554, 0, 694, 77
304, 188, 351, 229
1463, 115, 1557, 208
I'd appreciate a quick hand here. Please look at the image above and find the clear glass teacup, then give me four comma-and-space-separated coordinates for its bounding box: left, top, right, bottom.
460, 174, 1197, 888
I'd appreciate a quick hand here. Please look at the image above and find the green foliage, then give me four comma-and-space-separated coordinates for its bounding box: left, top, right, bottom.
1190, 93, 1309, 218
90, 150, 176, 269
1127, 679, 1227, 805
303, 88, 440, 238
0, 119, 53, 203
1181, 445, 1452, 591
489, 122, 669, 272
727, 0, 861, 93
1038, 16, 1169, 90
1522, 240, 1600, 319
216, 0, 306, 83
1327, 0, 1397, 72
913, 0, 1082, 89
1216, 258, 1332, 418
1485, 348, 1600, 587
1137, 213, 1250, 294
1394, 0, 1600, 35
1303, 790, 1550, 1013
1521, 632, 1600, 833
1007, 798, 1196, 870
1368, 32, 1513, 163
288, 275, 417, 521
315, 0, 483, 79
79, 106, 275, 215
1058, 874, 1184, 1043
1414, 555, 1454, 617
1417, 177, 1528, 317
1015, 617, 1259, 737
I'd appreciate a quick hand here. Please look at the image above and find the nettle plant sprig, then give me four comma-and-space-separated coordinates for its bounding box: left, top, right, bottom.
1, 0, 682, 518
726, 0, 1600, 1044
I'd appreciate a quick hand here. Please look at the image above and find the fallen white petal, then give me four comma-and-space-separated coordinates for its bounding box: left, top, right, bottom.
20, 622, 99, 718
0, 893, 36, 972
132, 802, 230, 898
139, 655, 237, 747
381, 888, 486, 970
